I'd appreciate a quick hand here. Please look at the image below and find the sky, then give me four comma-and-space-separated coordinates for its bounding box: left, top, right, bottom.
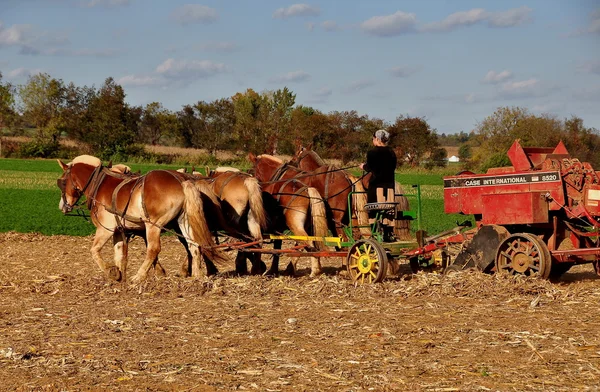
1, 0, 599, 134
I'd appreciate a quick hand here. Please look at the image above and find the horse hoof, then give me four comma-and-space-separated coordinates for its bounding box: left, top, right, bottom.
282, 263, 295, 276
250, 262, 267, 275
154, 265, 166, 277
130, 274, 144, 284
107, 266, 122, 281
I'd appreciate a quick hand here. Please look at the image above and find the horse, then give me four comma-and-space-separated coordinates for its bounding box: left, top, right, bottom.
291, 145, 412, 240
205, 167, 268, 275
248, 153, 328, 277
57, 155, 231, 283
286, 150, 371, 240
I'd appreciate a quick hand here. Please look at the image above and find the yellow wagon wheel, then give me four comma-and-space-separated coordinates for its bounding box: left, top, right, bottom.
346, 239, 388, 284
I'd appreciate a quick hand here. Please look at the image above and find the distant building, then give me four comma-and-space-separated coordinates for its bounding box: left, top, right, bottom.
448, 155, 460, 163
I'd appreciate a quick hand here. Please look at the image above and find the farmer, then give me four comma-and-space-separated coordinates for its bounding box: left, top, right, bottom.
359, 129, 397, 241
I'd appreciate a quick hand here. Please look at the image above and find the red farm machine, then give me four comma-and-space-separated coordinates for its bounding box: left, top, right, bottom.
436, 139, 600, 279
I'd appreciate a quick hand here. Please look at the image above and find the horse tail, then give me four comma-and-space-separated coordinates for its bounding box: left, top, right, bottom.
394, 181, 411, 240
307, 187, 328, 248
181, 181, 230, 266
244, 176, 267, 238
348, 174, 371, 237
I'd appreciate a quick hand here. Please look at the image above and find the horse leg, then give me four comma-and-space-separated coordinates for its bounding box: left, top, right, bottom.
131, 225, 162, 284
113, 231, 129, 282
249, 247, 267, 275
287, 215, 322, 278
91, 227, 121, 281
266, 239, 282, 276
137, 233, 167, 277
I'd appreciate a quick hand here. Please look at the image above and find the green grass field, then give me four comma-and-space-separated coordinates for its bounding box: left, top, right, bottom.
0, 158, 470, 237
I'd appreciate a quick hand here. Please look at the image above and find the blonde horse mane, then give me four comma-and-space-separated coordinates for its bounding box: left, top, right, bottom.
70, 155, 102, 167
110, 164, 132, 174
214, 166, 240, 173
257, 154, 283, 164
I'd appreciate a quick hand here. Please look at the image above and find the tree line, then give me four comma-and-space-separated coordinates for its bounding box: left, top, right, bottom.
1, 72, 599, 171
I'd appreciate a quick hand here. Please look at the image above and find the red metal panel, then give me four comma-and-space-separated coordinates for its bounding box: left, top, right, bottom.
584, 184, 600, 216
481, 192, 549, 224
444, 171, 564, 215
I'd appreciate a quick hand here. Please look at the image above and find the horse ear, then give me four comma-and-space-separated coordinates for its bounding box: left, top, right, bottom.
107, 160, 113, 168
307, 142, 313, 151
248, 153, 257, 163
57, 159, 68, 172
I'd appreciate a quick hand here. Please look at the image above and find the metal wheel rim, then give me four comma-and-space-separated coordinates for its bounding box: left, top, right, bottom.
347, 239, 387, 284
496, 233, 550, 278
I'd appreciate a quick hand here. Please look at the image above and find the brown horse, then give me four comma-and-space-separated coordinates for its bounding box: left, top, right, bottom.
248, 153, 328, 277
205, 167, 269, 274
286, 150, 370, 239
291, 146, 412, 240
57, 155, 230, 283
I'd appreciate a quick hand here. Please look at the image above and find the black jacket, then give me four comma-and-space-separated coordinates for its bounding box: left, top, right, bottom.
363, 146, 397, 188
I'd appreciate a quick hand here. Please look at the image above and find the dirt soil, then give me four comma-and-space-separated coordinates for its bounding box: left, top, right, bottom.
2, 232, 600, 391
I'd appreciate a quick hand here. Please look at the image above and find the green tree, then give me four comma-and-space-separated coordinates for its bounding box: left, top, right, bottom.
196, 98, 235, 155
262, 87, 296, 154
61, 82, 96, 143
0, 72, 17, 131
18, 73, 66, 144
326, 111, 386, 163
458, 144, 472, 161
176, 105, 198, 148
388, 116, 439, 166
84, 77, 137, 160
231, 88, 269, 153
286, 105, 332, 155
472, 106, 566, 170
138, 102, 177, 145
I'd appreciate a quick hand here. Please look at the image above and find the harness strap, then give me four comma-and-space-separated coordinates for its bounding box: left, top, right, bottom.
85, 166, 106, 210
215, 172, 249, 199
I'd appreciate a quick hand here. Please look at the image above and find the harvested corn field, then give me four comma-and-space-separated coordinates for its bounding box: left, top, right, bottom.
1, 232, 600, 391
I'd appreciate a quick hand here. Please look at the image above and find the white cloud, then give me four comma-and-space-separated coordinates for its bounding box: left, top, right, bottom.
273, 4, 320, 19
388, 65, 421, 78
482, 70, 513, 84
341, 80, 376, 94
85, 0, 130, 8
497, 78, 556, 99
421, 6, 532, 32
0, 23, 36, 47
6, 67, 43, 79
170, 5, 218, 25
306, 22, 315, 32
269, 70, 311, 83
487, 6, 532, 27
421, 9, 487, 32
156, 58, 229, 80
116, 74, 164, 87
361, 11, 417, 37
321, 20, 340, 32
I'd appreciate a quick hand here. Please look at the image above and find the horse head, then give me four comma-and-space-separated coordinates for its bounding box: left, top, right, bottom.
290, 144, 325, 171
56, 155, 102, 214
